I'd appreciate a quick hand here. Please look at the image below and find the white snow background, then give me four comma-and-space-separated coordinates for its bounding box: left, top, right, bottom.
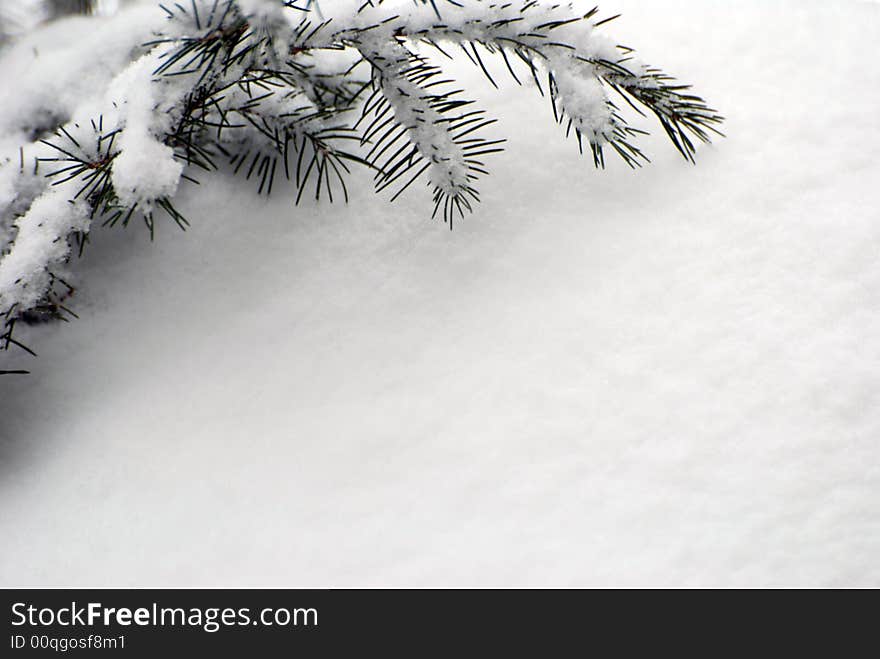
1, 0, 878, 586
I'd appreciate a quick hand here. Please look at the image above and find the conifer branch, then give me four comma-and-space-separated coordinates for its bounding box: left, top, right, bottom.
0, 0, 723, 368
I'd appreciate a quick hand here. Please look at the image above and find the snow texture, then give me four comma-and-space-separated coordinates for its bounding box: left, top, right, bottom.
1, 0, 879, 586
106, 50, 184, 210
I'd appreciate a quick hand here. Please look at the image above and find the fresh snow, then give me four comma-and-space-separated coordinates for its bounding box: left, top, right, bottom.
1, 0, 879, 586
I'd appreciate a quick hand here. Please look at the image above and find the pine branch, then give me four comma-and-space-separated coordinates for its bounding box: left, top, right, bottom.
0, 0, 724, 369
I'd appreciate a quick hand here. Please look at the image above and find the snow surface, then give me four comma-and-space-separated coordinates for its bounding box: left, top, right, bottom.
1, 0, 879, 586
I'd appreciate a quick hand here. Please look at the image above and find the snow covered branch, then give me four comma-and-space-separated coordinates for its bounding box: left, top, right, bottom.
0, 0, 723, 369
